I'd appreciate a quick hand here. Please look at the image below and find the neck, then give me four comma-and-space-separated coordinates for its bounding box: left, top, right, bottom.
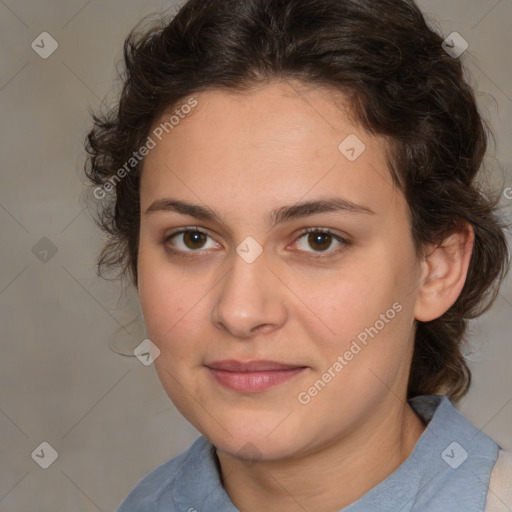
216, 401, 426, 512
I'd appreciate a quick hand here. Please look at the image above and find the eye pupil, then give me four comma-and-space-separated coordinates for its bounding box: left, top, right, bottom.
308, 232, 332, 251
184, 231, 206, 249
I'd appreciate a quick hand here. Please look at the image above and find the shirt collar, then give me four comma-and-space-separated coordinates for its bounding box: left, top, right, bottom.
171, 395, 498, 511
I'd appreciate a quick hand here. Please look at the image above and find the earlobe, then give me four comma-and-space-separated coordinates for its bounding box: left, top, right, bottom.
413, 224, 475, 322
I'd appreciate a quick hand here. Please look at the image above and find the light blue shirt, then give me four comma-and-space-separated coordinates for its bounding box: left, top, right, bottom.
115, 395, 499, 511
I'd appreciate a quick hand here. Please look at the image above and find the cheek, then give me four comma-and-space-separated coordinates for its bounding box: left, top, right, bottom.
289, 258, 412, 378
290, 266, 387, 339
140, 287, 197, 349
137, 257, 195, 345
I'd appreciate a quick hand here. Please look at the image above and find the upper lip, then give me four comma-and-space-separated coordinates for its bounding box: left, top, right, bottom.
205, 360, 307, 372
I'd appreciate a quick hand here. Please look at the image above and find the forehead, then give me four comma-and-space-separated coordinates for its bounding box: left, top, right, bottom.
140, 80, 406, 222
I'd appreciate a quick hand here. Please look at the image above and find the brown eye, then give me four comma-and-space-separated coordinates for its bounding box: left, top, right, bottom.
295, 229, 348, 256
182, 230, 208, 250
307, 232, 333, 251
164, 228, 219, 254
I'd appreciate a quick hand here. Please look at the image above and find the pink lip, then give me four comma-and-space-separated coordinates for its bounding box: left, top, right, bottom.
205, 360, 308, 392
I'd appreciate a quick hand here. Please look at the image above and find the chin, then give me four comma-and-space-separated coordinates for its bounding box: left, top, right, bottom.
201, 416, 306, 463
213, 435, 297, 463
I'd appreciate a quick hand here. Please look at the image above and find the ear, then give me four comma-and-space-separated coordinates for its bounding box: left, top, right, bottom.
414, 223, 475, 322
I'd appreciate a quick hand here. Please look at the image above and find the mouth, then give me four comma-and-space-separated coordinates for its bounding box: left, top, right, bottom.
204, 360, 308, 393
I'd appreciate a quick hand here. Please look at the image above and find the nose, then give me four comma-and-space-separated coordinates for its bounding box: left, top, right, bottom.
211, 246, 288, 339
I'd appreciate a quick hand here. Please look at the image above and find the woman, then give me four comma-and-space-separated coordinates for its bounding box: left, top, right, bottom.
84, 0, 512, 509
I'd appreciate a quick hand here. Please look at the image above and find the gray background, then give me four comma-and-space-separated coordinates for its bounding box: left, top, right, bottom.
0, 1, 511, 510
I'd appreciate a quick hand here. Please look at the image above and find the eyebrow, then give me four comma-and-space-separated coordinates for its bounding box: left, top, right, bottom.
144, 196, 375, 228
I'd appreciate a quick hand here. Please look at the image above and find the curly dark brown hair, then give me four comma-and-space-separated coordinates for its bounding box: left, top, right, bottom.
84, 0, 510, 401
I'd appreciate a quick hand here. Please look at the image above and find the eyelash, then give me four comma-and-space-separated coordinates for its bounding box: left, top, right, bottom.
161, 227, 350, 259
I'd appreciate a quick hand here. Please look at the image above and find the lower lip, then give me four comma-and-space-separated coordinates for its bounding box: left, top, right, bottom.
206, 367, 307, 392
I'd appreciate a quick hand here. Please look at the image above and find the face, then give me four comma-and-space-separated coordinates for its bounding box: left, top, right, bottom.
137, 80, 424, 461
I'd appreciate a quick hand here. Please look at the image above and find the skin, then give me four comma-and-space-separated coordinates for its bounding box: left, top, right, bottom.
137, 79, 474, 511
